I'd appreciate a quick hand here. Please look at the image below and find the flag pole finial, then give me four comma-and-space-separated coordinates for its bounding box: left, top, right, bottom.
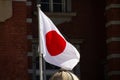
37, 4, 41, 8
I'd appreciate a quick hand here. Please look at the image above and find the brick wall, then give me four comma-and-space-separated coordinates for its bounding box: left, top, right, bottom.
106, 0, 120, 80
0, 1, 28, 80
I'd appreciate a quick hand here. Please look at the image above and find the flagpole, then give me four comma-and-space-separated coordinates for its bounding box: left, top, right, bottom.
37, 4, 43, 80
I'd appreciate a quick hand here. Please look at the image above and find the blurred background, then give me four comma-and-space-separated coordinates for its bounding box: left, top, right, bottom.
0, 0, 120, 80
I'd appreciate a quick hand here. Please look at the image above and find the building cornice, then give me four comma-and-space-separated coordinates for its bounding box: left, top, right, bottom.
0, 0, 12, 22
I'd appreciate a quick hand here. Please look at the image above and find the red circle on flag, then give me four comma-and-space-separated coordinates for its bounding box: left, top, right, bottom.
46, 30, 66, 56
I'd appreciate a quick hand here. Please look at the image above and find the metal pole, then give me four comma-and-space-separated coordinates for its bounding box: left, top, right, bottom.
37, 4, 43, 80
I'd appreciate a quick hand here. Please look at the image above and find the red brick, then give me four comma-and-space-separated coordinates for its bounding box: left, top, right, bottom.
0, 2, 29, 80
106, 8, 120, 21
107, 42, 120, 53
107, 25, 120, 37
106, 0, 120, 5
109, 75, 120, 80
107, 58, 120, 71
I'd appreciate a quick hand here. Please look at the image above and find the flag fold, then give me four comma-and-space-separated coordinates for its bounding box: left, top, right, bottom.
39, 8, 80, 70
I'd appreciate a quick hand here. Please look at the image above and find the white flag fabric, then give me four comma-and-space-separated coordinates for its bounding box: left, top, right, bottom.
39, 9, 80, 70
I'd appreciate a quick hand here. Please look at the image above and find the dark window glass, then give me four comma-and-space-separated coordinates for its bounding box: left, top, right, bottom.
40, 0, 49, 12
41, 0, 49, 2
41, 4, 49, 12
40, 0, 67, 12
53, 0, 61, 3
53, 4, 62, 12
53, 0, 62, 12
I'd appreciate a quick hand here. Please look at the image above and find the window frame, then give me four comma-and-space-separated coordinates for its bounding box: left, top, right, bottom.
40, 0, 71, 12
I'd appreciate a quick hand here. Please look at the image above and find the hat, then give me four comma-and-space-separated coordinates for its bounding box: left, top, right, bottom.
49, 70, 79, 80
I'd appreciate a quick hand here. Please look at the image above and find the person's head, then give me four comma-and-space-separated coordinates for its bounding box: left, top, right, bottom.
49, 70, 79, 80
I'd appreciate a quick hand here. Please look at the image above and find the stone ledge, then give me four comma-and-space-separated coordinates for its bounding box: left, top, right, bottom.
0, 0, 12, 22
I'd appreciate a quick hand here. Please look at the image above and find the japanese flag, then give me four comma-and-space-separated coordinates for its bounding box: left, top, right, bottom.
39, 9, 80, 70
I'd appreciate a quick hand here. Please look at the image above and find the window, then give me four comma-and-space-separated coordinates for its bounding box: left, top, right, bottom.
40, 0, 71, 12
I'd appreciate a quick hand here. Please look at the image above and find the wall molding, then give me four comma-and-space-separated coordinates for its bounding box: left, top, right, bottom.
106, 37, 120, 43
27, 52, 33, 56
26, 18, 32, 23
106, 4, 120, 10
107, 54, 120, 60
106, 21, 120, 27
26, 1, 32, 6
27, 35, 33, 40
108, 71, 120, 76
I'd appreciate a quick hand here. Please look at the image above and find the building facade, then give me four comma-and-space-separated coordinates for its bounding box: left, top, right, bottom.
0, 0, 120, 80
